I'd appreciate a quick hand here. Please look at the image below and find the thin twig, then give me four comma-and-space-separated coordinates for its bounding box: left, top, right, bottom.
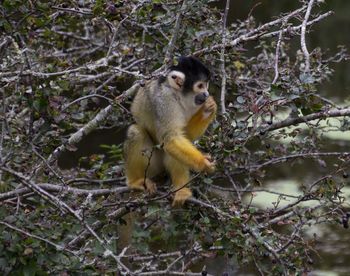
261, 12, 333, 39
249, 151, 350, 171
220, 0, 230, 114
194, 6, 306, 56
0, 221, 79, 256
68, 206, 130, 248
51, 6, 93, 15
43, 83, 139, 165
163, 0, 189, 65
0, 87, 6, 168
63, 94, 113, 111
301, 0, 315, 72
0, 166, 132, 274
272, 30, 283, 85
105, 0, 143, 61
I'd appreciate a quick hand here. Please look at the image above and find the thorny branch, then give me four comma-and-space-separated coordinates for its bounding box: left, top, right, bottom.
0, 221, 79, 256
0, 166, 132, 274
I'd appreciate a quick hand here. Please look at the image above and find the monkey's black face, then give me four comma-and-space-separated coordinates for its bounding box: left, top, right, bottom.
168, 56, 211, 109
194, 92, 209, 105
192, 79, 210, 105
169, 56, 211, 92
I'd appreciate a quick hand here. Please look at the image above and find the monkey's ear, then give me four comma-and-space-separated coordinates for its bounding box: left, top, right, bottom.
168, 70, 185, 90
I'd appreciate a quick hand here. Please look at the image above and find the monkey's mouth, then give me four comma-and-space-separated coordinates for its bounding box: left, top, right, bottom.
194, 93, 208, 105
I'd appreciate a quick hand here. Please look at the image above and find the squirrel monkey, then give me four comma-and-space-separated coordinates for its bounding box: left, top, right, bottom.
124, 56, 216, 206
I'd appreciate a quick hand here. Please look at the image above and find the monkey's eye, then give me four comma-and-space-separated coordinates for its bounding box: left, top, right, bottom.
171, 75, 177, 79
197, 83, 204, 89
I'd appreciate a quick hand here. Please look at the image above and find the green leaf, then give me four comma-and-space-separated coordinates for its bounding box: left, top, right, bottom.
33, 97, 48, 112
93, 0, 104, 15
301, 108, 313, 116
23, 260, 37, 276
57, 80, 70, 91
0, 258, 8, 270
299, 73, 315, 84
203, 178, 213, 184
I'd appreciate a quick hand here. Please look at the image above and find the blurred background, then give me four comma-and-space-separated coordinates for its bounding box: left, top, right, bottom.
213, 1, 350, 275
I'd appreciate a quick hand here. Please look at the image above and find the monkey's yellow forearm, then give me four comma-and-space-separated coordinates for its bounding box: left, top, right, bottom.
186, 108, 215, 141
164, 136, 207, 172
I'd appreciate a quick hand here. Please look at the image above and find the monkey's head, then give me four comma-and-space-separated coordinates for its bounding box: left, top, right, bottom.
167, 56, 211, 108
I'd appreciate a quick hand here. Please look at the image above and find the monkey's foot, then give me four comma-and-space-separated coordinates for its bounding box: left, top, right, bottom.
128, 178, 157, 195
172, 187, 192, 207
144, 179, 157, 195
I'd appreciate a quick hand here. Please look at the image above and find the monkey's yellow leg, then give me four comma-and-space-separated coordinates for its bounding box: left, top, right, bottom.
164, 155, 192, 206
185, 105, 216, 141
124, 124, 161, 194
164, 135, 212, 173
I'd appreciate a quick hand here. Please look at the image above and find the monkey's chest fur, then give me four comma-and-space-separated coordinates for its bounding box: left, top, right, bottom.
131, 81, 200, 144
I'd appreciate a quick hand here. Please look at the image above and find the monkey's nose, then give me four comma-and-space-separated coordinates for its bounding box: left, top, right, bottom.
195, 92, 209, 105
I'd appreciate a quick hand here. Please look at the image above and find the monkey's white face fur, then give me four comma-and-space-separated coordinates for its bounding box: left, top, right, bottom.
167, 70, 185, 90
167, 70, 210, 119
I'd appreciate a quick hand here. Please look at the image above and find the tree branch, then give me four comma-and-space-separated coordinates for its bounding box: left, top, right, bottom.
220, 0, 230, 114
264, 107, 350, 132
0, 183, 128, 201
301, 0, 315, 72
163, 0, 189, 65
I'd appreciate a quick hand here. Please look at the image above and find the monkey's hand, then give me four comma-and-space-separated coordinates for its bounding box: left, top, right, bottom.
203, 154, 216, 173
203, 96, 217, 118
